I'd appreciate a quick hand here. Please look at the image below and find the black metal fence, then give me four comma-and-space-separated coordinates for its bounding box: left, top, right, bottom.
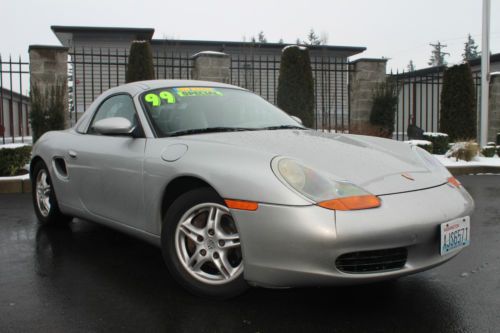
0, 55, 30, 144
230, 54, 352, 131
68, 48, 193, 124
69, 48, 352, 131
390, 66, 481, 141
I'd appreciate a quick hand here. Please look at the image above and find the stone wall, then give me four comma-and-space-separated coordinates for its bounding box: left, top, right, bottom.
348, 59, 388, 130
29, 45, 69, 127
191, 52, 230, 83
489, 73, 500, 143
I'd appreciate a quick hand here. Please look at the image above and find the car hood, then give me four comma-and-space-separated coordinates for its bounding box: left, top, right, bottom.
180, 129, 448, 196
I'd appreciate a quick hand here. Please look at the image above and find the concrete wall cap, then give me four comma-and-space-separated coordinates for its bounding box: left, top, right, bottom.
351, 58, 389, 64
28, 45, 69, 52
191, 51, 229, 59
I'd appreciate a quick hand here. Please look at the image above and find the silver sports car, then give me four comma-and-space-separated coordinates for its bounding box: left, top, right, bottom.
31, 80, 474, 298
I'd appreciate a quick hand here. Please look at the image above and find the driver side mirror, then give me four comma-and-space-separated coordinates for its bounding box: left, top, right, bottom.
92, 117, 136, 136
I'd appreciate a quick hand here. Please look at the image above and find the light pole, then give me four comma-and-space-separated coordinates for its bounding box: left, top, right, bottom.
480, 0, 490, 147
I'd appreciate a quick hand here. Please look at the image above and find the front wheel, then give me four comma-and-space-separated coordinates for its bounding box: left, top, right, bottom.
31, 161, 72, 225
161, 188, 248, 299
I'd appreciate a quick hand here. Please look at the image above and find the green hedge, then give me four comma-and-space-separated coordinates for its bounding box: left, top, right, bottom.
0, 146, 32, 176
422, 132, 450, 154
126, 40, 155, 83
481, 145, 496, 157
369, 79, 397, 138
277, 46, 314, 128
439, 64, 476, 141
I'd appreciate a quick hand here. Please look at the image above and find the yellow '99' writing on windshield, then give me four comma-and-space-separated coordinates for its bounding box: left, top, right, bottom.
144, 91, 176, 106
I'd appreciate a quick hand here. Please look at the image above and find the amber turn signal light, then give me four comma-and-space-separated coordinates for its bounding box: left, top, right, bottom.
225, 199, 259, 211
318, 195, 381, 211
447, 177, 461, 188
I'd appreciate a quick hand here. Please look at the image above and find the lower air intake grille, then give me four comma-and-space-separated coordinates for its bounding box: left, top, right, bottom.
335, 247, 408, 273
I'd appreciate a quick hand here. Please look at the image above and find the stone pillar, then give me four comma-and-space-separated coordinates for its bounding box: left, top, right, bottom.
191, 51, 230, 83
488, 73, 500, 143
28, 45, 69, 128
349, 58, 388, 131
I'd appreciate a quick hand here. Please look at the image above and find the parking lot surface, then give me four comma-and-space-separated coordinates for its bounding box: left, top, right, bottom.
0, 175, 499, 332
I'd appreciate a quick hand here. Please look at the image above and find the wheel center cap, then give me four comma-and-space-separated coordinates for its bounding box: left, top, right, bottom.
206, 239, 216, 250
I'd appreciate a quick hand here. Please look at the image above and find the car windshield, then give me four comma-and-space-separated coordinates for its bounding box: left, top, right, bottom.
140, 87, 305, 137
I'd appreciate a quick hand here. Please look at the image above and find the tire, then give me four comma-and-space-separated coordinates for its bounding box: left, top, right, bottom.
31, 160, 72, 225
161, 187, 248, 299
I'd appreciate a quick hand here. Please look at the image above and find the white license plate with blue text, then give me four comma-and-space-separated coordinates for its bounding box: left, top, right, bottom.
440, 216, 470, 255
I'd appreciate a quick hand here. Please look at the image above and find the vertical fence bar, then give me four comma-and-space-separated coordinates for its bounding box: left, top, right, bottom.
436, 68, 441, 131
99, 48, 103, 95
0, 55, 4, 144
425, 73, 429, 132
90, 48, 95, 101
106, 49, 111, 90
82, 48, 87, 112
18, 56, 23, 142
395, 70, 399, 140
341, 59, 345, 132
72, 50, 78, 122
334, 58, 338, 132
327, 57, 331, 131
163, 49, 167, 79
9, 56, 14, 142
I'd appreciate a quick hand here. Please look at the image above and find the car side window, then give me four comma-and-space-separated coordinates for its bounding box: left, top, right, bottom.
88, 95, 140, 135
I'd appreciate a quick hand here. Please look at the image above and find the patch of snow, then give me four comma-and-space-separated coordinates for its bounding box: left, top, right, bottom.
282, 45, 308, 53
191, 51, 228, 58
1, 136, 32, 145
0, 173, 30, 181
405, 140, 432, 146
0, 143, 30, 149
435, 154, 500, 167
423, 132, 448, 137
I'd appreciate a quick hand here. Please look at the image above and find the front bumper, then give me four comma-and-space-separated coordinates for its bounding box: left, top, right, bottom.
230, 183, 474, 288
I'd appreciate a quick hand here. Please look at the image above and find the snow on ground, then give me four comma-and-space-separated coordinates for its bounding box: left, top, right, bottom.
0, 143, 30, 149
1, 136, 32, 145
0, 173, 30, 181
423, 132, 448, 137
405, 140, 432, 146
435, 154, 500, 168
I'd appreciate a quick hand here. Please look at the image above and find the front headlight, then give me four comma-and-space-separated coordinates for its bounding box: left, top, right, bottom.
272, 157, 381, 211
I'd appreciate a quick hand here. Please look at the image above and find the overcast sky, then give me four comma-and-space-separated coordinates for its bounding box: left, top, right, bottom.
1, 0, 498, 72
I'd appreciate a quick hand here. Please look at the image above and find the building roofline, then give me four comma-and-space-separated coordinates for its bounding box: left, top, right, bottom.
351, 58, 388, 64
51, 25, 155, 37
1, 88, 29, 101
391, 53, 500, 77
468, 52, 500, 66
151, 38, 366, 55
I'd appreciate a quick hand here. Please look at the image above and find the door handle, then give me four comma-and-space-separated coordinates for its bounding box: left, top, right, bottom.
68, 150, 78, 159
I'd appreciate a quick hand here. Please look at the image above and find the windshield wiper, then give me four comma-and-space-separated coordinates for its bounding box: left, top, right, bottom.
259, 125, 306, 130
167, 127, 256, 137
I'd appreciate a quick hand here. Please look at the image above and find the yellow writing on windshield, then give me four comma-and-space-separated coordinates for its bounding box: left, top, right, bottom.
174, 87, 223, 97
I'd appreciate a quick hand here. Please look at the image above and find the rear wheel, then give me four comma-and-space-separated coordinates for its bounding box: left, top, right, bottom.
32, 161, 72, 225
161, 188, 248, 299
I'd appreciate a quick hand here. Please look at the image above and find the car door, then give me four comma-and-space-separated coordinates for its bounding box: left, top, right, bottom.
68, 94, 146, 228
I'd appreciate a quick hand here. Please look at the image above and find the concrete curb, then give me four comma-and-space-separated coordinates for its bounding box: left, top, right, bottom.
0, 166, 498, 194
0, 178, 32, 194
447, 166, 500, 176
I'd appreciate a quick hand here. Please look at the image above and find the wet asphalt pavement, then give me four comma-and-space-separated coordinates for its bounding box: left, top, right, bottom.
0, 175, 499, 333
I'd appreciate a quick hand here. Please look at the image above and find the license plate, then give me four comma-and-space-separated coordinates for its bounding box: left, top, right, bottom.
440, 216, 470, 255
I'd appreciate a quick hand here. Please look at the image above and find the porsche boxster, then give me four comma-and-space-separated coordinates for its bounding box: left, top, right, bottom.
31, 80, 474, 298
